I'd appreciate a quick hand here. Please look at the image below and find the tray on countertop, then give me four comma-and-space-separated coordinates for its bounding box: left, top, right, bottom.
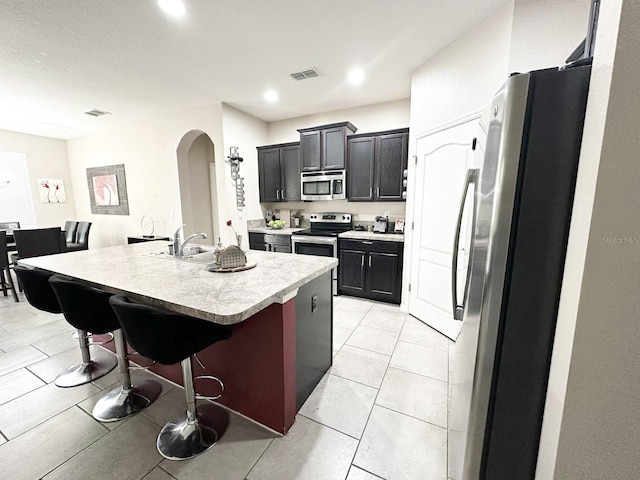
205, 261, 257, 273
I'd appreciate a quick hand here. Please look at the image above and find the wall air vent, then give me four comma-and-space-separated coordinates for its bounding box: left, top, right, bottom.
290, 68, 320, 81
84, 109, 112, 117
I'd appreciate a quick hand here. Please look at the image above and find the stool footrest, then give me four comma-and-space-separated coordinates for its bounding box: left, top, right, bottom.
193, 375, 224, 401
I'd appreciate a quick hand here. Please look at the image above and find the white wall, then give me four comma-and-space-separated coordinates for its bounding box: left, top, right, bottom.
509, 0, 592, 73
220, 103, 269, 248
66, 103, 228, 248
408, 3, 514, 137
267, 98, 410, 145
539, 0, 640, 477
0, 129, 77, 227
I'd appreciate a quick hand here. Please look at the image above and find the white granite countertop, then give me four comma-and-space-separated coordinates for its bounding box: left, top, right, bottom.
247, 227, 305, 235
338, 231, 405, 242
18, 241, 337, 325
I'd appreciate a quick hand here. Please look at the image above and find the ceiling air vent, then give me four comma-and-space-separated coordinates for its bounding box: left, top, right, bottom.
290, 68, 320, 81
84, 108, 112, 117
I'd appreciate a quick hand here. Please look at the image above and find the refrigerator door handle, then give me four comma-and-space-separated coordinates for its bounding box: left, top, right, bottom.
451, 168, 479, 320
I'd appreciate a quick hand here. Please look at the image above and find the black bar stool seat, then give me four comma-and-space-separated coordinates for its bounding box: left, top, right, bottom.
49, 275, 161, 419
13, 265, 61, 314
109, 295, 232, 460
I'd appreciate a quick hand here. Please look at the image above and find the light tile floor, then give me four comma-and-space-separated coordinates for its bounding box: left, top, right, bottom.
0, 289, 453, 480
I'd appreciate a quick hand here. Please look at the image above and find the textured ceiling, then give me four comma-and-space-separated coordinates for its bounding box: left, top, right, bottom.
0, 0, 507, 139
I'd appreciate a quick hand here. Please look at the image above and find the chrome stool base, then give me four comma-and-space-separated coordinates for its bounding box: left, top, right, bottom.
54, 356, 118, 388
157, 403, 229, 460
92, 379, 162, 422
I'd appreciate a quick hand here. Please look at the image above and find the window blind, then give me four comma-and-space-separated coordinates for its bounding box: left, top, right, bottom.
0, 151, 37, 228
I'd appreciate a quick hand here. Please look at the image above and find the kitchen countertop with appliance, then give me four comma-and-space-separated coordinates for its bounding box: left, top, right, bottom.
18, 240, 337, 435
338, 231, 405, 242
18, 240, 336, 325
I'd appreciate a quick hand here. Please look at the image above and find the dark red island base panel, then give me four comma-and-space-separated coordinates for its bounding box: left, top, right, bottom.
102, 300, 297, 434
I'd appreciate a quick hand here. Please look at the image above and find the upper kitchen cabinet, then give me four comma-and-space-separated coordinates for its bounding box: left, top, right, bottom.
298, 122, 357, 171
347, 128, 409, 202
257, 142, 301, 202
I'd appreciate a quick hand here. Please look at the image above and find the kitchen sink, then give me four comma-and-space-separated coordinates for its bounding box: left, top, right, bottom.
146, 244, 217, 263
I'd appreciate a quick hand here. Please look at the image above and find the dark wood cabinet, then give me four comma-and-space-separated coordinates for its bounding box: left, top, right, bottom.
338, 238, 403, 304
347, 137, 375, 201
298, 122, 357, 171
249, 233, 292, 253
258, 142, 301, 202
300, 131, 321, 171
347, 128, 409, 202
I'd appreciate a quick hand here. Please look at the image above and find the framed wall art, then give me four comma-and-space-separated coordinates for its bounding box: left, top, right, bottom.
86, 164, 130, 215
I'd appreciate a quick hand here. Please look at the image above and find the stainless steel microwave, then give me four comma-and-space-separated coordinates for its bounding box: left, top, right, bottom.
300, 170, 346, 201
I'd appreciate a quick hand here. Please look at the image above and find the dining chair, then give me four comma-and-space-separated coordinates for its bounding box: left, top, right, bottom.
0, 221, 21, 231
13, 227, 65, 259
64, 221, 79, 244
0, 231, 18, 302
67, 221, 91, 252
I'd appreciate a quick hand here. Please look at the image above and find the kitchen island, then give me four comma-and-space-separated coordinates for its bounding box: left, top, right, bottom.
18, 241, 337, 434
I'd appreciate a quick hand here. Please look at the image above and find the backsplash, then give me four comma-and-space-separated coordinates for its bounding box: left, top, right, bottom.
260, 200, 406, 229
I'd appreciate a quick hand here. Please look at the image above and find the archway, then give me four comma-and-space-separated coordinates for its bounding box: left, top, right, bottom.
176, 130, 218, 245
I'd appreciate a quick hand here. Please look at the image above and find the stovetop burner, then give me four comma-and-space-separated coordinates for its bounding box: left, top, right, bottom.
292, 212, 353, 237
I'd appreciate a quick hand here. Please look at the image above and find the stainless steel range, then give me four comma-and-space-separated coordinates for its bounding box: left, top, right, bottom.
291, 213, 353, 295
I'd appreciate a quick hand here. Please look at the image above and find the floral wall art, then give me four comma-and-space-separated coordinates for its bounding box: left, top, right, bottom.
92, 174, 119, 206
86, 164, 130, 215
38, 179, 67, 203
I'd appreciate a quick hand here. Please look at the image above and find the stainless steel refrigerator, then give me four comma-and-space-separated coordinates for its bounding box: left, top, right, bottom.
449, 63, 592, 479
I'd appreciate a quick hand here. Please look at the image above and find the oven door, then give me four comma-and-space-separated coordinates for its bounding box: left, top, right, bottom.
291, 235, 338, 294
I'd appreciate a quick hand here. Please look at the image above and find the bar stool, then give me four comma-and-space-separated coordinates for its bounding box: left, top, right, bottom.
0, 231, 18, 302
49, 275, 161, 420
13, 265, 117, 387
109, 295, 232, 460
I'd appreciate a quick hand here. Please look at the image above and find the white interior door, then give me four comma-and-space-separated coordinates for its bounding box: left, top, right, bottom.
408, 117, 479, 340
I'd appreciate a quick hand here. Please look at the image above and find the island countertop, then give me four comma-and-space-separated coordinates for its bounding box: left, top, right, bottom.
18, 241, 337, 325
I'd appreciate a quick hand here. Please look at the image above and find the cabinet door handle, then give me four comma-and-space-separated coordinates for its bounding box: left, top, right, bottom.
361, 255, 364, 267
369, 187, 372, 198
377, 186, 380, 197
369, 256, 372, 267
276, 190, 280, 200
362, 241, 373, 245
282, 189, 285, 199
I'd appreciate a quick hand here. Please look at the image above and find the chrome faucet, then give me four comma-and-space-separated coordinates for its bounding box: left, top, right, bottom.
179, 232, 208, 257
173, 225, 185, 258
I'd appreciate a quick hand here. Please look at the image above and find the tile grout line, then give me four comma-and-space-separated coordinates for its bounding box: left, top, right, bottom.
157, 464, 179, 480
348, 313, 408, 477
28, 406, 110, 479
296, 413, 361, 441
348, 464, 387, 480
243, 437, 275, 479
374, 404, 447, 432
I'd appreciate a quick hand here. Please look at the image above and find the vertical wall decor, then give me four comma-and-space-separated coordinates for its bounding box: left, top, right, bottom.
86, 164, 130, 215
38, 179, 67, 203
227, 146, 246, 212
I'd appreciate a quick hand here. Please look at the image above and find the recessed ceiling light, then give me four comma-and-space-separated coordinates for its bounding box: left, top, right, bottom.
264, 90, 278, 103
348, 67, 365, 86
158, 0, 185, 18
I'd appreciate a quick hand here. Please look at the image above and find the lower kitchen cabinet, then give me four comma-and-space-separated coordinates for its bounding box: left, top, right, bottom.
249, 233, 292, 253
338, 239, 403, 304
